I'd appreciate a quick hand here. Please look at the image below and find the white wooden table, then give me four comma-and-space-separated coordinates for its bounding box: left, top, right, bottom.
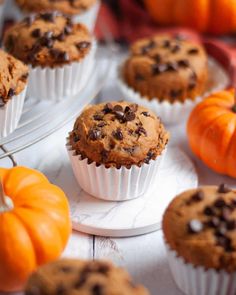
1, 60, 235, 295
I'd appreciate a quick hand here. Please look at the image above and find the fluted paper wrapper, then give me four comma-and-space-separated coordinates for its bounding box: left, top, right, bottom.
165, 242, 236, 295
0, 88, 27, 138
118, 57, 229, 125
73, 1, 100, 31
67, 143, 166, 201
27, 41, 96, 102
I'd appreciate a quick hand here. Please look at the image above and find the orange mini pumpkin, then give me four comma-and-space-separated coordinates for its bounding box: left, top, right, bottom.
144, 0, 236, 35
0, 166, 71, 292
187, 88, 236, 178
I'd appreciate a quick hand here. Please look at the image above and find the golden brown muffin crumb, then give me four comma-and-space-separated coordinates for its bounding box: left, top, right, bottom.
15, 0, 97, 15
25, 259, 149, 295
163, 185, 236, 272
4, 12, 92, 68
123, 34, 208, 103
0, 49, 28, 105
69, 101, 169, 167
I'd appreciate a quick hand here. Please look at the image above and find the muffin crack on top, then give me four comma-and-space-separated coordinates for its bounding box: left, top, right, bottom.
4, 11, 92, 68
123, 34, 208, 103
0, 50, 29, 106
163, 184, 236, 272
69, 101, 169, 168
15, 0, 97, 15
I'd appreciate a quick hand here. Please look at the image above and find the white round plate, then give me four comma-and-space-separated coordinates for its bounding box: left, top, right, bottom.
39, 146, 198, 237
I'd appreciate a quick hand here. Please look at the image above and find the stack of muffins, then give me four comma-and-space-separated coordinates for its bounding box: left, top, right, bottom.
0, 1, 98, 139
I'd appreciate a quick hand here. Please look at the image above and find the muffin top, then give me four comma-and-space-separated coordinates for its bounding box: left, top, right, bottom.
69, 101, 169, 167
163, 185, 236, 272
0, 50, 29, 106
25, 259, 149, 295
123, 34, 208, 103
15, 0, 97, 15
4, 12, 92, 68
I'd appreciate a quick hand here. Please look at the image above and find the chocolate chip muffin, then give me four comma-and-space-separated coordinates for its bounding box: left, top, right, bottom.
69, 101, 169, 168
123, 34, 208, 103
4, 11, 92, 68
163, 184, 236, 272
25, 259, 149, 295
14, 0, 97, 16
0, 49, 29, 106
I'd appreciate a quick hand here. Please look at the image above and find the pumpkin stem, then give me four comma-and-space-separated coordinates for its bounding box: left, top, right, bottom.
0, 179, 12, 212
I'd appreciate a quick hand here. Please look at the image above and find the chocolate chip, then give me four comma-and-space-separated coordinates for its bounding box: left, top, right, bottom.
73, 134, 80, 142
208, 217, 220, 228
141, 111, 150, 117
144, 151, 155, 164
91, 284, 103, 295
152, 64, 167, 75
103, 103, 113, 114
135, 126, 147, 136
178, 59, 190, 68
76, 41, 91, 50
188, 219, 203, 234
40, 12, 56, 22
93, 114, 103, 121
220, 208, 231, 221
59, 51, 69, 62
113, 128, 123, 140
166, 62, 178, 71
125, 111, 135, 122
188, 72, 197, 90
217, 236, 233, 252
101, 150, 109, 161
188, 48, 199, 54
171, 44, 181, 53
218, 184, 231, 194
135, 73, 144, 81
74, 275, 87, 289
141, 40, 156, 54
227, 219, 236, 230
204, 206, 214, 216
88, 129, 101, 140
214, 198, 226, 208
97, 122, 107, 128
8, 88, 15, 98
113, 105, 123, 112
97, 264, 110, 275
215, 226, 227, 237
154, 53, 161, 63
50, 49, 61, 59
57, 33, 65, 41
191, 190, 204, 202
170, 89, 182, 98
64, 25, 72, 35
115, 111, 125, 121
31, 28, 41, 38
162, 39, 171, 48
60, 266, 72, 273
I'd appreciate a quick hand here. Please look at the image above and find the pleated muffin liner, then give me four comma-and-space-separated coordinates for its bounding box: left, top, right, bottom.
27, 40, 97, 102
72, 1, 100, 32
0, 87, 27, 139
117, 58, 229, 125
164, 241, 236, 295
66, 142, 166, 201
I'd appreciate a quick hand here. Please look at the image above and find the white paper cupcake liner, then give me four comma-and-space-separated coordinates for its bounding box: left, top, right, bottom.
117, 57, 229, 125
27, 41, 96, 102
164, 241, 236, 295
0, 87, 27, 139
66, 142, 166, 201
72, 1, 100, 32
